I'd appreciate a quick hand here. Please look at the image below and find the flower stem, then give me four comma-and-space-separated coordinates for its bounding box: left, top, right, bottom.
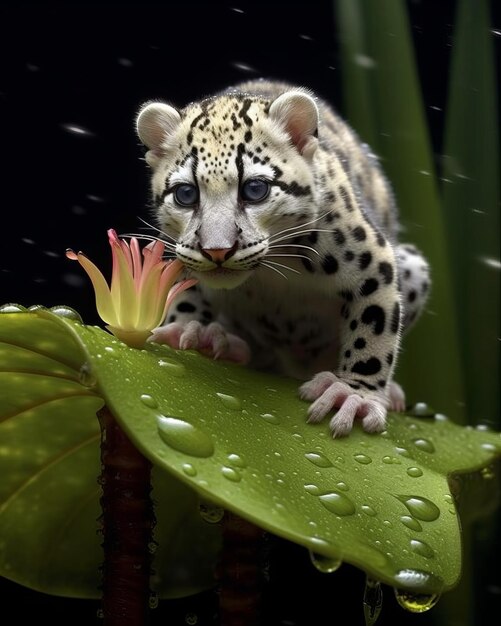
98, 406, 155, 626
218, 511, 264, 626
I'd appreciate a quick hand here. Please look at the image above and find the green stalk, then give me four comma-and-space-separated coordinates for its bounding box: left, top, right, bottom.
441, 0, 500, 429
334, 0, 465, 422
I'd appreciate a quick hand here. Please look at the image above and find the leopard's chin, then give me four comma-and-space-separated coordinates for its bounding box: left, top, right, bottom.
194, 268, 252, 290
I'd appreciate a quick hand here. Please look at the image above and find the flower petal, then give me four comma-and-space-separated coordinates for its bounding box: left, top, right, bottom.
66, 250, 117, 325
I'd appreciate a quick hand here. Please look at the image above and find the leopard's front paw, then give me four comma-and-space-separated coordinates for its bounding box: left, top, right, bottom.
149, 321, 251, 364
299, 372, 389, 437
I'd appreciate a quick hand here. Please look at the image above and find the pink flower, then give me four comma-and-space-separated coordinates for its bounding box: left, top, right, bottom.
66, 229, 196, 347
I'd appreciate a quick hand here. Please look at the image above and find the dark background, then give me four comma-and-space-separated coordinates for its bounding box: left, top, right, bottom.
1, 2, 497, 625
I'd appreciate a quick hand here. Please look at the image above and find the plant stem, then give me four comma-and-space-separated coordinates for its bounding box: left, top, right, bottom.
218, 511, 264, 626
98, 406, 155, 626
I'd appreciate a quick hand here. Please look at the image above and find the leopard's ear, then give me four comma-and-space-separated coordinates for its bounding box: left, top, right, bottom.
268, 89, 319, 159
136, 102, 181, 166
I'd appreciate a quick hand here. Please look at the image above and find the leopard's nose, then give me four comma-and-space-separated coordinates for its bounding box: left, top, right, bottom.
199, 242, 238, 265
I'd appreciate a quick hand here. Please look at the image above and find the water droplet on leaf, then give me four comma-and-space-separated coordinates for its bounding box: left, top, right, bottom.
182, 463, 197, 477
363, 577, 383, 626
227, 453, 246, 468
260, 412, 281, 424
400, 516, 422, 532
412, 438, 435, 453
406, 467, 423, 478
309, 551, 342, 573
319, 492, 356, 516
157, 416, 214, 457
305, 452, 333, 467
394, 588, 440, 613
304, 484, 320, 495
79, 363, 96, 388
410, 539, 434, 559
221, 466, 242, 482
408, 402, 435, 417
158, 359, 186, 376
397, 495, 440, 521
0, 303, 28, 313
361, 504, 377, 517
216, 393, 242, 410
354, 453, 372, 464
140, 394, 158, 409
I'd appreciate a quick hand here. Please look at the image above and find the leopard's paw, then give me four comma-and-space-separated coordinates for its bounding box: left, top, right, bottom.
149, 321, 251, 364
299, 371, 388, 437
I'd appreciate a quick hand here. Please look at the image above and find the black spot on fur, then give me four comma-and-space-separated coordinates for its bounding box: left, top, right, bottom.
302, 257, 315, 273
339, 290, 354, 301
344, 250, 355, 262
322, 254, 338, 274
378, 262, 394, 284
361, 305, 386, 335
408, 290, 417, 302
386, 352, 394, 365
333, 229, 346, 245
350, 320, 358, 331
360, 278, 379, 296
390, 302, 400, 333
354, 338, 366, 349
351, 357, 382, 376
177, 302, 196, 313
344, 350, 351, 358
352, 226, 367, 241
359, 252, 372, 270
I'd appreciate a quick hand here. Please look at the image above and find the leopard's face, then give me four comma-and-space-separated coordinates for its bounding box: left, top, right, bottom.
138, 92, 319, 289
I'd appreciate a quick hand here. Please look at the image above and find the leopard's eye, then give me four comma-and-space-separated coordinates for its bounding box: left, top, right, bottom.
241, 178, 270, 202
174, 184, 199, 207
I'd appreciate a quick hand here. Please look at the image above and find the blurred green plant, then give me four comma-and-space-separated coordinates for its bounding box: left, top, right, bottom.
335, 1, 499, 624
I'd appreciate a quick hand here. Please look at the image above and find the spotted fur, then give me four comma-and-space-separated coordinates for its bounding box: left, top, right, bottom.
136, 79, 430, 437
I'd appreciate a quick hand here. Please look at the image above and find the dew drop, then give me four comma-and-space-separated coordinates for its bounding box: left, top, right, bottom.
140, 394, 158, 409
216, 393, 242, 410
221, 466, 242, 482
412, 438, 435, 453
148, 592, 159, 609
393, 569, 443, 597
227, 453, 246, 468
157, 416, 214, 457
336, 481, 349, 491
292, 433, 305, 444
158, 359, 186, 376
397, 495, 440, 521
260, 412, 281, 425
49, 305, 83, 322
0, 303, 28, 313
304, 484, 320, 495
199, 499, 224, 524
354, 453, 372, 465
182, 463, 197, 477
481, 442, 498, 452
400, 515, 422, 532
408, 402, 435, 417
394, 588, 440, 613
395, 446, 411, 458
406, 467, 423, 478
305, 451, 333, 468
363, 577, 383, 626
481, 465, 495, 479
410, 539, 434, 559
361, 504, 377, 517
79, 363, 96, 388
309, 551, 342, 573
319, 492, 356, 516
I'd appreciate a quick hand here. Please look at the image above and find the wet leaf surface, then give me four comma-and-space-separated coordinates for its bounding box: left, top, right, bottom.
1, 310, 500, 597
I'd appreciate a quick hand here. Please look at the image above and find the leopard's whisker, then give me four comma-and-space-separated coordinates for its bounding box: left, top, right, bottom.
260, 261, 289, 280
261, 259, 301, 275
268, 209, 336, 242
267, 243, 320, 256
271, 228, 334, 244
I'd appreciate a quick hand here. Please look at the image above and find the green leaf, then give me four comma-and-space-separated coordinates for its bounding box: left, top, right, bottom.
0, 313, 220, 599
1, 310, 499, 598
